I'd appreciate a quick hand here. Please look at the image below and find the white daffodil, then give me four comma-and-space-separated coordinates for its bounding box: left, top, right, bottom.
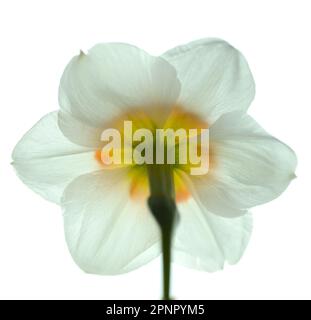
12, 39, 296, 297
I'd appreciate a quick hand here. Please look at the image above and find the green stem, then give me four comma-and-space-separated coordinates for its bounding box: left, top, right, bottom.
147, 164, 177, 300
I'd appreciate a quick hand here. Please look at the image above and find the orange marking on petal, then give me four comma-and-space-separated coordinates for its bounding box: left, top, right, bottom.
94, 149, 111, 165
95, 150, 102, 164
94, 149, 125, 169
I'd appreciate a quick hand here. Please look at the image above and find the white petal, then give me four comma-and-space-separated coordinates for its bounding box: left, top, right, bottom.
12, 112, 100, 204
59, 43, 181, 128
192, 112, 297, 217
162, 38, 255, 124
58, 111, 104, 148
173, 197, 252, 271
62, 170, 160, 275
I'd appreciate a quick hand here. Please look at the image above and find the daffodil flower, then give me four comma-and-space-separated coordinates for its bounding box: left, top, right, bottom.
12, 39, 297, 299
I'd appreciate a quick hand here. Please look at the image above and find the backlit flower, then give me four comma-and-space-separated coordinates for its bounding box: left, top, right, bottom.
12, 38, 297, 276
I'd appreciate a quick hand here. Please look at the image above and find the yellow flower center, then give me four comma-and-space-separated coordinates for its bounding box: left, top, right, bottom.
95, 106, 210, 203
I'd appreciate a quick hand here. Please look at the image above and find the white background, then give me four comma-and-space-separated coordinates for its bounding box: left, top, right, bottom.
0, 0, 310, 300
